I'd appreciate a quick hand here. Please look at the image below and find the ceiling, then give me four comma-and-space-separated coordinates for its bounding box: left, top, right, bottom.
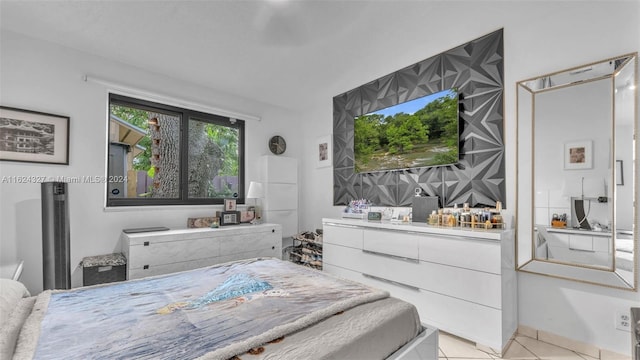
0, 0, 472, 113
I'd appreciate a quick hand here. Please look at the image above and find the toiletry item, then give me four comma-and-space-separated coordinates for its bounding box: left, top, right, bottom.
428, 211, 438, 225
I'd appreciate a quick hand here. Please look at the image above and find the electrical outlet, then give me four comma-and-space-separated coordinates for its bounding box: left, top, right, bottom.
616, 311, 631, 332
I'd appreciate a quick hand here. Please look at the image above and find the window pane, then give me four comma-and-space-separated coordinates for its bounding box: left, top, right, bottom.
188, 117, 239, 199
108, 104, 181, 199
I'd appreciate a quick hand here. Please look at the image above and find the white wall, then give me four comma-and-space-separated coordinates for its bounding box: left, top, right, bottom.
298, 1, 639, 355
0, 30, 302, 294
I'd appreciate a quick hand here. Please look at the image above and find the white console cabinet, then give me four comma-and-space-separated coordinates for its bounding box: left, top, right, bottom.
121, 224, 282, 280
541, 227, 613, 268
322, 218, 516, 354
261, 155, 298, 238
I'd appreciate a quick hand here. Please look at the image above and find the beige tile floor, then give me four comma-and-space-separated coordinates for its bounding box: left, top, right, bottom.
438, 332, 631, 360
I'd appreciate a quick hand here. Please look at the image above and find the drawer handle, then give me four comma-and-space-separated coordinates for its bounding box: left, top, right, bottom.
362, 273, 420, 292
324, 223, 363, 229
568, 248, 595, 253
144, 241, 150, 246
362, 249, 419, 263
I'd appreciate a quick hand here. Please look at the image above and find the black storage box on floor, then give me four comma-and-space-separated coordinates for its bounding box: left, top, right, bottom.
81, 253, 127, 286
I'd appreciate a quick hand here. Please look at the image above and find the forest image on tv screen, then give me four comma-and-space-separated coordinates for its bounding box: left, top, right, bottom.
354, 88, 459, 173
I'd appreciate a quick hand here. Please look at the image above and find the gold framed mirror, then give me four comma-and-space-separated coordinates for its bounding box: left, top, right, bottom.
516, 53, 638, 290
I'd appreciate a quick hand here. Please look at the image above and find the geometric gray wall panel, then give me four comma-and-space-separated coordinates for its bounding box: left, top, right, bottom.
333, 29, 505, 208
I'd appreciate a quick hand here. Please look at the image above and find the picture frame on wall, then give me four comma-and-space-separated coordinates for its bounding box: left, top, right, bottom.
316, 135, 332, 168
564, 140, 592, 170
224, 198, 237, 211
0, 106, 70, 165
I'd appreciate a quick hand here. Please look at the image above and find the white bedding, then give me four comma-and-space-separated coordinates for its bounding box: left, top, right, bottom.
0, 279, 32, 359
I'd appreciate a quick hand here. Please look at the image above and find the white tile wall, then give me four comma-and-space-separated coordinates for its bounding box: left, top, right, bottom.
534, 189, 572, 226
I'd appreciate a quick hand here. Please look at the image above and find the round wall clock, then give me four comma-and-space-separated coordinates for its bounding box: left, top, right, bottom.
268, 135, 286, 155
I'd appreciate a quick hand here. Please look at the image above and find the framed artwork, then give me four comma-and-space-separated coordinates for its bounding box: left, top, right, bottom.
564, 140, 592, 170
224, 198, 237, 211
616, 160, 624, 186
0, 106, 69, 165
316, 135, 332, 168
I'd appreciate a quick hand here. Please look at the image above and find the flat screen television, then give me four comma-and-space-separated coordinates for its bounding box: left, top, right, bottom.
354, 88, 460, 173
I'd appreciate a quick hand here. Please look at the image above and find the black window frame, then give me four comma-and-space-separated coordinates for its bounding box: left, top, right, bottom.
107, 93, 245, 207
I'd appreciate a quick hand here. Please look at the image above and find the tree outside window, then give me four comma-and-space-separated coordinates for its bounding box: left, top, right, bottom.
107, 94, 244, 206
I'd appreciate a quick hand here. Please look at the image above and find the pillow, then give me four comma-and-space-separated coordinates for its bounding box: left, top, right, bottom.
0, 279, 32, 358
0, 297, 35, 359
0, 279, 30, 326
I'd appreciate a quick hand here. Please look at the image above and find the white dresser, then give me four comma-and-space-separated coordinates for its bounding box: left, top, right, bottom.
121, 224, 282, 280
322, 218, 516, 353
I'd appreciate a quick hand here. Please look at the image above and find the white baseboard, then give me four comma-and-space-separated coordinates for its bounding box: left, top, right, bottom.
517, 325, 630, 360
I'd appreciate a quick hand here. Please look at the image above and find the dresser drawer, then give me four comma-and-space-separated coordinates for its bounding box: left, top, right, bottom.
125, 228, 222, 246
323, 224, 363, 249
217, 248, 281, 264
128, 237, 220, 269
128, 257, 220, 280
219, 230, 279, 255
592, 236, 611, 253
363, 229, 419, 260
325, 243, 502, 309
419, 234, 501, 274
323, 263, 502, 349
569, 234, 593, 251
325, 243, 419, 288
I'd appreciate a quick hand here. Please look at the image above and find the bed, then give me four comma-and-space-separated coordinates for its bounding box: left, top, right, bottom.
1, 258, 437, 360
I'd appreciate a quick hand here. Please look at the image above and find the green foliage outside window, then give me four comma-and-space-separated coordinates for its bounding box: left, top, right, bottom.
107, 94, 244, 206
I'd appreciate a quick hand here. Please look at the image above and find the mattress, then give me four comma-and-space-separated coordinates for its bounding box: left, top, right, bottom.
231, 297, 421, 359
5, 258, 423, 360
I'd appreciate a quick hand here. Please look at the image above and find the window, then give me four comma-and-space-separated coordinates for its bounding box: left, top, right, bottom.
107, 93, 245, 206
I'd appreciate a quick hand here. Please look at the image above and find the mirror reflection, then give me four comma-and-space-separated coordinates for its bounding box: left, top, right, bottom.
517, 53, 637, 290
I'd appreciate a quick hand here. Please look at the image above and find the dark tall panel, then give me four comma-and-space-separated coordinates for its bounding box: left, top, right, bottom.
333, 29, 505, 208
42, 182, 71, 290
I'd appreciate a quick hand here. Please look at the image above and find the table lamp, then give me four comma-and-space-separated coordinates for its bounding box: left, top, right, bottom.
247, 181, 264, 224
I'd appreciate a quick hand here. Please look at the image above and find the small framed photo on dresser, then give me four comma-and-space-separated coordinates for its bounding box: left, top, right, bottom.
224, 198, 237, 211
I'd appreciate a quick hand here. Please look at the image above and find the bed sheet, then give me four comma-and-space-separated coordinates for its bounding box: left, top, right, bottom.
10, 258, 423, 360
